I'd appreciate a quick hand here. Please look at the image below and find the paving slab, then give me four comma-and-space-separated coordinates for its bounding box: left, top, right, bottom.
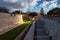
37, 36, 49, 40
24, 21, 35, 40
36, 20, 49, 40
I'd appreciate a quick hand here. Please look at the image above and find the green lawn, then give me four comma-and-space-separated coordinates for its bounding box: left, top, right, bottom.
0, 22, 30, 40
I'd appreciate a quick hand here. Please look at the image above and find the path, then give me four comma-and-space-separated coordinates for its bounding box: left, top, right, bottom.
35, 20, 49, 40
24, 21, 35, 40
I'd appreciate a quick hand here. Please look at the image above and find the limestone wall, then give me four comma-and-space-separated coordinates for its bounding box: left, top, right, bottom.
0, 12, 23, 35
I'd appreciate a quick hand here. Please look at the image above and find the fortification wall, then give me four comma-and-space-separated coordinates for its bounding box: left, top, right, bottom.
0, 12, 23, 35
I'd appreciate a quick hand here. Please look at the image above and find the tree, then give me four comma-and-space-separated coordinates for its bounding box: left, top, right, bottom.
14, 11, 20, 14
28, 12, 38, 18
28, 12, 38, 21
47, 7, 60, 17
0, 7, 9, 13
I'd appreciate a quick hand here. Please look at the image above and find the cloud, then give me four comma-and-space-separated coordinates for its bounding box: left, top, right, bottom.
58, 5, 60, 7
39, 0, 57, 13
0, 0, 59, 13
31, 0, 38, 6
0, 0, 23, 9
0, 0, 40, 12
21, 0, 39, 12
4, 0, 18, 3
49, 3, 57, 8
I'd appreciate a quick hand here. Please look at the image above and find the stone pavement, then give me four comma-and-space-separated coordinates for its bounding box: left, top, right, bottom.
36, 20, 49, 40
24, 21, 35, 40
24, 20, 49, 40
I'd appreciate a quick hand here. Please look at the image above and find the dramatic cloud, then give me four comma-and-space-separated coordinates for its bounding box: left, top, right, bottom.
4, 0, 18, 3
39, 0, 57, 13
0, 0, 23, 9
0, 0, 59, 13
0, 0, 39, 12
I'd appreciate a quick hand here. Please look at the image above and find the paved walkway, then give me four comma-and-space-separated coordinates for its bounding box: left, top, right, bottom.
24, 21, 35, 40
36, 20, 49, 40
24, 20, 50, 40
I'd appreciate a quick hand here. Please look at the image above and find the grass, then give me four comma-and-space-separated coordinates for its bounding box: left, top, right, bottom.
0, 21, 30, 40
24, 20, 30, 22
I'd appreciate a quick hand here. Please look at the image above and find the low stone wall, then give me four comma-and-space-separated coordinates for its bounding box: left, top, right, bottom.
0, 12, 23, 35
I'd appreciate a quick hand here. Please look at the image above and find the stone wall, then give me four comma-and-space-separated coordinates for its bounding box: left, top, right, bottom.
0, 12, 23, 35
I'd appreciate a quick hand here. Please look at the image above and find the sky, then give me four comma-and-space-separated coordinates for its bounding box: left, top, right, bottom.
0, 0, 60, 14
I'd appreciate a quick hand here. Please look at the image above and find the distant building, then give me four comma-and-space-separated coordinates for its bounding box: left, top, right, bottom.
40, 8, 44, 16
